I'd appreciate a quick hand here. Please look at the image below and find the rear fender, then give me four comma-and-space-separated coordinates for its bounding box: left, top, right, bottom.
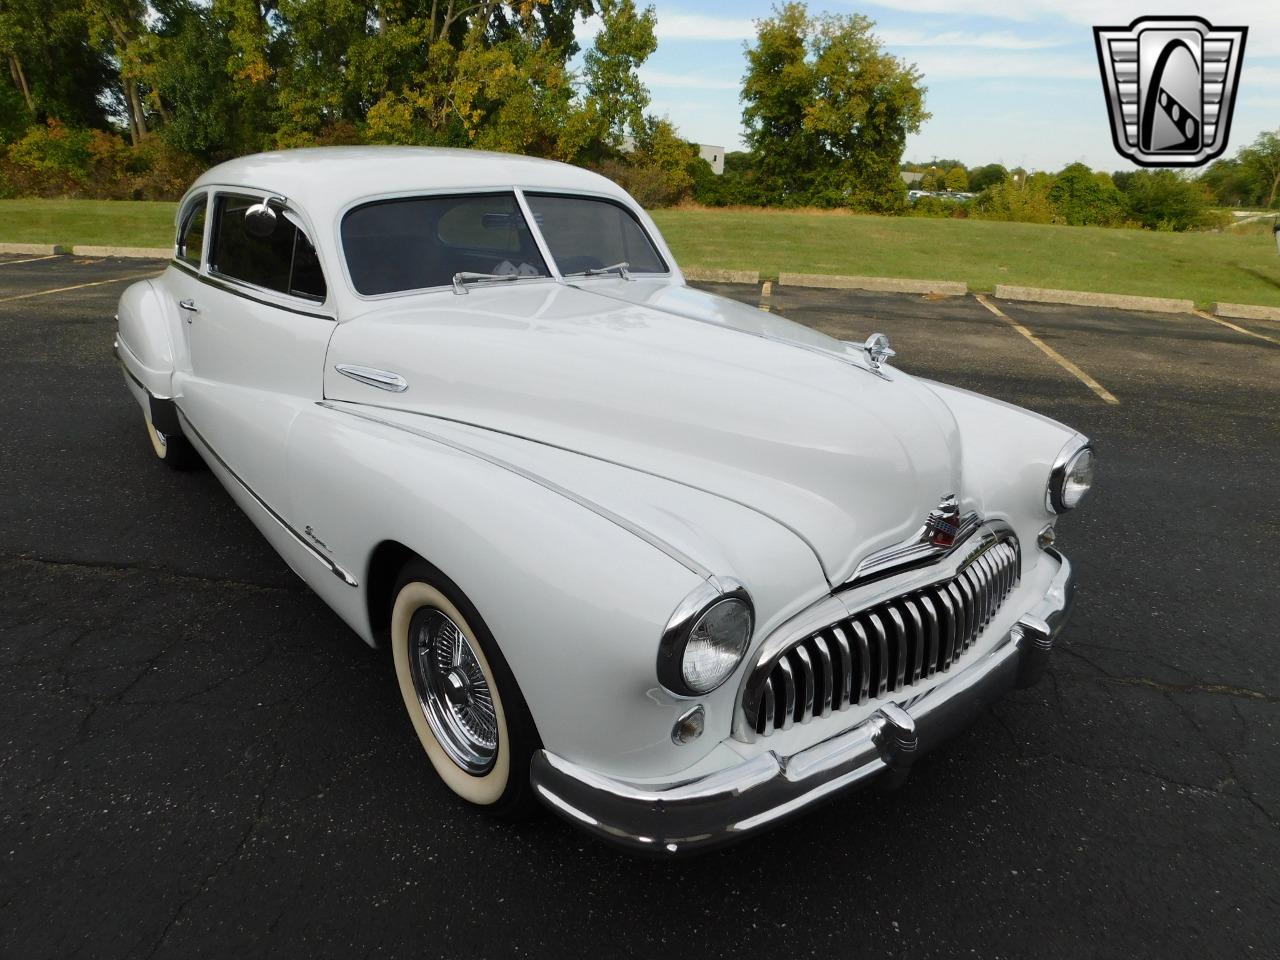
116, 277, 182, 432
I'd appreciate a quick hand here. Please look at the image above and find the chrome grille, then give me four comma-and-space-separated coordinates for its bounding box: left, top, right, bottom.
746, 537, 1021, 737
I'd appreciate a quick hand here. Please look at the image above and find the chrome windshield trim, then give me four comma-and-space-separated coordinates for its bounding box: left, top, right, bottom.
175, 408, 359, 588
316, 400, 713, 581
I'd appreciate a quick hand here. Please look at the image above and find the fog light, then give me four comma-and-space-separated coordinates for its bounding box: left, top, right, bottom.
1037, 524, 1056, 549
671, 705, 705, 744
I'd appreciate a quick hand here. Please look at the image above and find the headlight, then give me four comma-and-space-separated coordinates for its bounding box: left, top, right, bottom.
657, 579, 754, 696
1047, 439, 1095, 513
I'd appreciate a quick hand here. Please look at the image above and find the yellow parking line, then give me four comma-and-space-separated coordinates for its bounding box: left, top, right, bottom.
975, 294, 1120, 405
1193, 310, 1278, 346
0, 272, 157, 304
0, 255, 59, 266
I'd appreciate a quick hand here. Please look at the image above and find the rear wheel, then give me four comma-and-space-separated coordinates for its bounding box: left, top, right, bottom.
390, 560, 539, 817
144, 408, 198, 469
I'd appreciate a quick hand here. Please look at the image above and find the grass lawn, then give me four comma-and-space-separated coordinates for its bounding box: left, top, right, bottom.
0, 199, 176, 248
652, 207, 1280, 307
3, 198, 1279, 306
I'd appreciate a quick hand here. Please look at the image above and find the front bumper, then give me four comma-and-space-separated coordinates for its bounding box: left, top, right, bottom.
530, 548, 1074, 856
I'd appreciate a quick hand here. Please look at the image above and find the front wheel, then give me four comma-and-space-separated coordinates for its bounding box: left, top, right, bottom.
390, 560, 540, 817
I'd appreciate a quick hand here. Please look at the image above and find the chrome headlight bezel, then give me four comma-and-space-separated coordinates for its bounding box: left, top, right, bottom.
657, 577, 755, 698
1047, 437, 1095, 514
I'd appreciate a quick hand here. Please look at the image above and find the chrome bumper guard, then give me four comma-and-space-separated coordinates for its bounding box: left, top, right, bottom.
530, 548, 1074, 856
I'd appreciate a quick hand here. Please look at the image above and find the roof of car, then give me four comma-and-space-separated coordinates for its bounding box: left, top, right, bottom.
188, 146, 629, 218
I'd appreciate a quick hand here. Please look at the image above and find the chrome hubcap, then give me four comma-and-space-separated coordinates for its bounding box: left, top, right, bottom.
408, 608, 498, 775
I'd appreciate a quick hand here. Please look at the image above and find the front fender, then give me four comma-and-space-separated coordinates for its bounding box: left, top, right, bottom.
283, 401, 730, 781
924, 380, 1083, 572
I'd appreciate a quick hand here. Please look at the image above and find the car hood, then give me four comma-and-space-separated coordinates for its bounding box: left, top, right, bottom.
326, 281, 964, 584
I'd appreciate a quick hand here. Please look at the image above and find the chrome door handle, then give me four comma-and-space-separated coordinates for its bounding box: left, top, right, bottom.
178, 299, 197, 322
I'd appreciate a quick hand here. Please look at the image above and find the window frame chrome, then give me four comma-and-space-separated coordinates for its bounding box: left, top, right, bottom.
175, 191, 209, 268
205, 188, 332, 310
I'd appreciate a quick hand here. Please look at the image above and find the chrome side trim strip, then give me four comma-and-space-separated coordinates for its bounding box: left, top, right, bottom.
316, 400, 713, 581
170, 259, 335, 321
334, 364, 409, 393
175, 408, 359, 588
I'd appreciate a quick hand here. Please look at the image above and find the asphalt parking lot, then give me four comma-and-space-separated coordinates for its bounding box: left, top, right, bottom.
1, 254, 1277, 959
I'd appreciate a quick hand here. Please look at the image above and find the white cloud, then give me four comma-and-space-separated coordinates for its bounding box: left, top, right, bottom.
907, 51, 1096, 81
878, 28, 1068, 50
655, 13, 756, 42
638, 69, 741, 91
860, 1, 1280, 56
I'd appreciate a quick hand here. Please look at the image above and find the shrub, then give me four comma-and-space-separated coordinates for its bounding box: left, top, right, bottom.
1121, 170, 1219, 231
973, 178, 1055, 224
1, 121, 202, 200
1048, 163, 1125, 226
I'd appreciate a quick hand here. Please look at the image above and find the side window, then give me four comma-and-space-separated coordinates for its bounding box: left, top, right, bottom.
177, 195, 206, 266
209, 194, 327, 302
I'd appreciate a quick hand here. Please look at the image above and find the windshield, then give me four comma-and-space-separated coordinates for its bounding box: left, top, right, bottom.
342, 193, 549, 296
524, 193, 667, 276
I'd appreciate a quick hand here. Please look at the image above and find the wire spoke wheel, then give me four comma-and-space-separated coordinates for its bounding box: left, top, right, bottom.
407, 607, 499, 775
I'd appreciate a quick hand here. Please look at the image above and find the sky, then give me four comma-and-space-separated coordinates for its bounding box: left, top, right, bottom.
577, 1, 1280, 172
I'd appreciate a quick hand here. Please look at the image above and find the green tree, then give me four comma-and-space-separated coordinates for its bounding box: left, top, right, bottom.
968, 163, 1006, 191
1048, 162, 1124, 226
1121, 170, 1213, 230
741, 2, 928, 211
1239, 129, 1280, 209
943, 165, 967, 192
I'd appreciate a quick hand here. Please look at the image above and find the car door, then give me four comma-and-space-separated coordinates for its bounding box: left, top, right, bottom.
172, 189, 336, 516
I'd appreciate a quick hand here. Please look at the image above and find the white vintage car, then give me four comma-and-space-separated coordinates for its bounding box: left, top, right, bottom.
115, 147, 1093, 855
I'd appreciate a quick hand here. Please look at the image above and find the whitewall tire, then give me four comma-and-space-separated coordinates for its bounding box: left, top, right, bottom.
390, 561, 539, 816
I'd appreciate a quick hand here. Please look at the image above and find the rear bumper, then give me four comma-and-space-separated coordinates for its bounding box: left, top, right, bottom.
530, 548, 1074, 856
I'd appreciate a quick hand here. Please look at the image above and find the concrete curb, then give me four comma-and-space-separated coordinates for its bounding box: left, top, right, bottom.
73, 245, 171, 259
1213, 301, 1280, 322
683, 266, 760, 284
779, 272, 967, 296
0, 242, 70, 255
994, 284, 1193, 314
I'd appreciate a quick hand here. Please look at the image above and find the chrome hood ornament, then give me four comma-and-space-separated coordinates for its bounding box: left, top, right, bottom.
847, 493, 979, 586
863, 332, 896, 373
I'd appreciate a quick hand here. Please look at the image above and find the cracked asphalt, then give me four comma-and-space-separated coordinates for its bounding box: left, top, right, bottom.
1, 255, 1277, 959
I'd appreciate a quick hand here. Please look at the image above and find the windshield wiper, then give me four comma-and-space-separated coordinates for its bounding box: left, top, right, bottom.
452, 271, 538, 295
565, 261, 631, 281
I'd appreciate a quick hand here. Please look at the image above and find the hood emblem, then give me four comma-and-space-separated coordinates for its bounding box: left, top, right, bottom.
925, 494, 962, 548
862, 333, 896, 374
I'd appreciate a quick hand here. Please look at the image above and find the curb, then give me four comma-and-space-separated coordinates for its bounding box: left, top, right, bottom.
1213, 301, 1280, 322
994, 284, 1193, 314
0, 242, 70, 255
683, 266, 760, 284
73, 245, 171, 259
779, 272, 967, 296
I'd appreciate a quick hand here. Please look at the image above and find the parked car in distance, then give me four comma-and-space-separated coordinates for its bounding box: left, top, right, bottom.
115, 146, 1094, 855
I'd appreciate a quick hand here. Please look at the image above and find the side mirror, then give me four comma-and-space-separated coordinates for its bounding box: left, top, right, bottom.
244, 196, 287, 239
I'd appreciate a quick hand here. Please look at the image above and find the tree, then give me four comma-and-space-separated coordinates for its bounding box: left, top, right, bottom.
944, 165, 967, 192
968, 163, 1006, 191
1239, 130, 1280, 209
741, 3, 928, 211
1120, 170, 1213, 230
1048, 162, 1124, 226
